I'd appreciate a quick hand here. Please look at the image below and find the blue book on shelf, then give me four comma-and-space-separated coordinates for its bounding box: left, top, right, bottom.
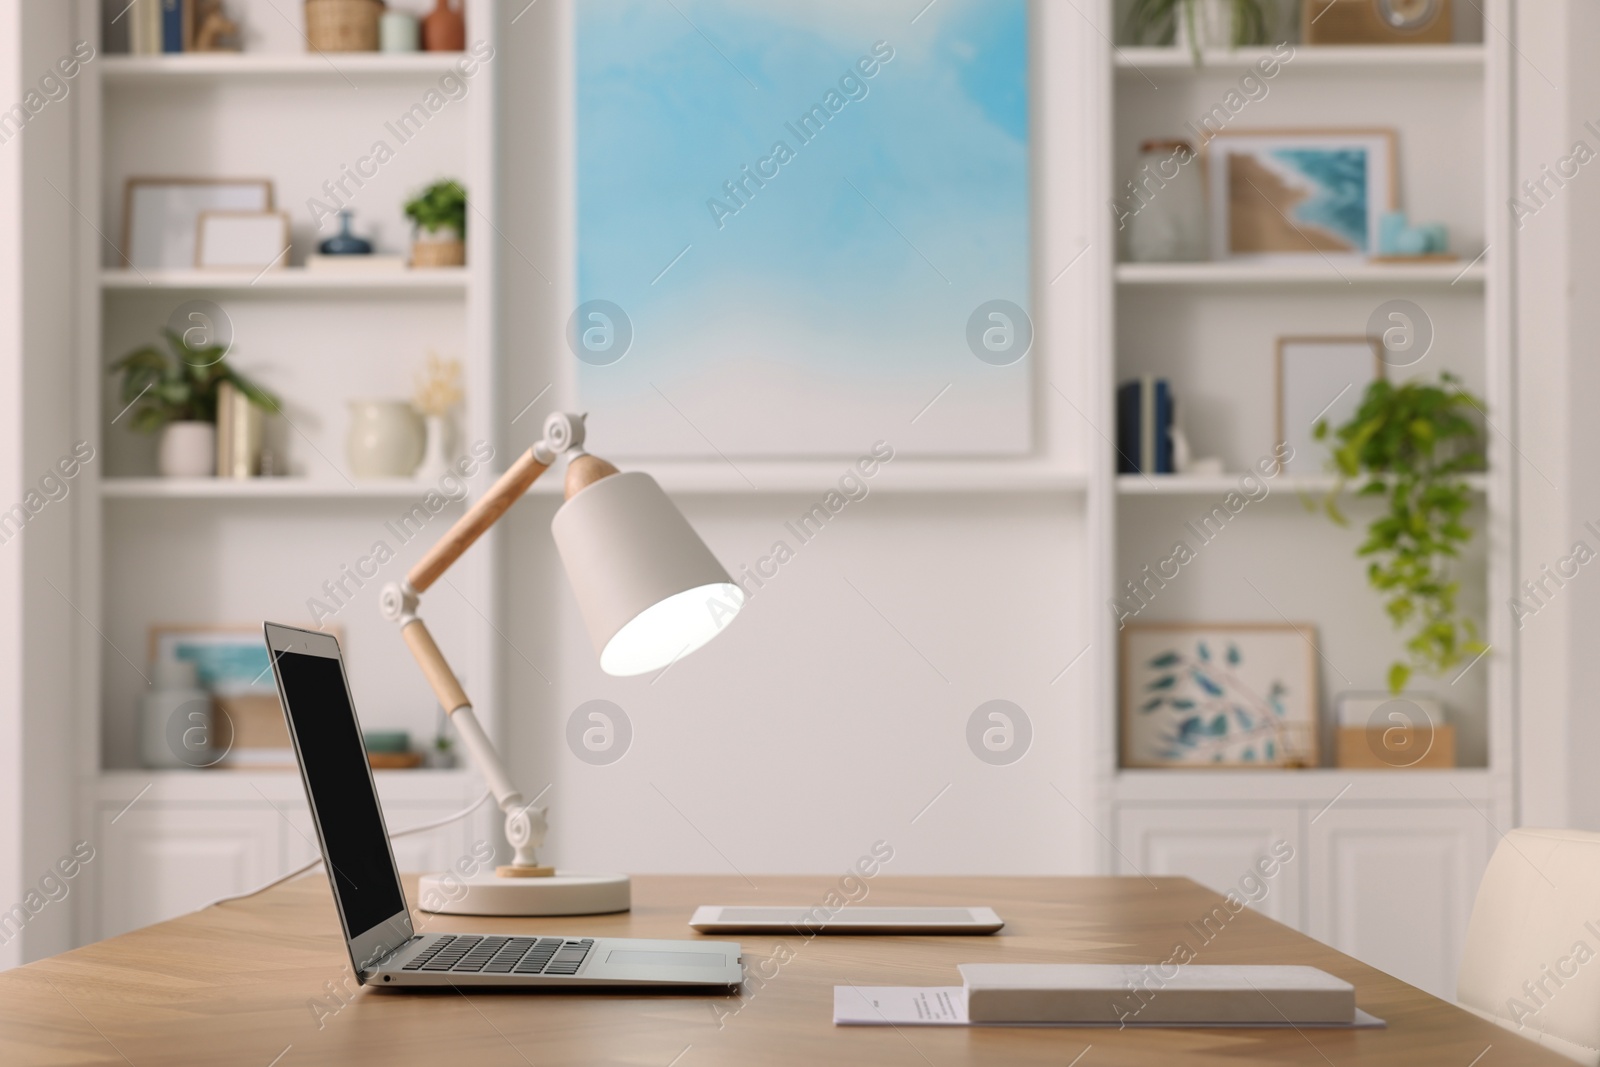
1116, 377, 1174, 474
162, 0, 183, 53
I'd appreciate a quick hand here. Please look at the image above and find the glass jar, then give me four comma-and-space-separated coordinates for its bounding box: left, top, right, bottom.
1123, 139, 1207, 263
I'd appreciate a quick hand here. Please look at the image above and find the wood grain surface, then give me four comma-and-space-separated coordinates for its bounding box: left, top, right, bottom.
0, 874, 1563, 1066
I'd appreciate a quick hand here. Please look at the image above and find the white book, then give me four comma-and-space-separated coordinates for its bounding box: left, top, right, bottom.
958, 964, 1356, 1025
304, 254, 409, 274
128, 0, 148, 55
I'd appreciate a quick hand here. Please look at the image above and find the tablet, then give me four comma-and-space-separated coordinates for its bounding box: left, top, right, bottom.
689, 906, 1004, 934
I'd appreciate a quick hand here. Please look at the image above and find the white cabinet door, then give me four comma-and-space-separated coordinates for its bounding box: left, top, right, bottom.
96, 807, 281, 939
1308, 806, 1489, 1000
1116, 806, 1303, 928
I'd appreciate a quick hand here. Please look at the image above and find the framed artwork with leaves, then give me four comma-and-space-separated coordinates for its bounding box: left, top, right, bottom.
1120, 622, 1319, 769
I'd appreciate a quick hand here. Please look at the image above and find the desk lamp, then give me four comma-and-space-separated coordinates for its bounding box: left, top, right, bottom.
379, 412, 743, 915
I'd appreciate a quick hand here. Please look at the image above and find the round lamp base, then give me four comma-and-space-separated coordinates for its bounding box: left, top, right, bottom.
416, 870, 631, 916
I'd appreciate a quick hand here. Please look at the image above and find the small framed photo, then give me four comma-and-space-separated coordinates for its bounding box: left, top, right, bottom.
150, 625, 280, 698
1121, 622, 1320, 768
1204, 129, 1397, 264
149, 625, 339, 769
123, 177, 274, 270
195, 210, 290, 271
1276, 336, 1382, 474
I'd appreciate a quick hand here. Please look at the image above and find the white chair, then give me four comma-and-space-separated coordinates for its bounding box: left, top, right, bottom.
1459, 827, 1600, 1065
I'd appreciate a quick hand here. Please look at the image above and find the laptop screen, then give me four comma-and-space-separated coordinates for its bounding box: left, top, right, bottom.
272, 645, 407, 941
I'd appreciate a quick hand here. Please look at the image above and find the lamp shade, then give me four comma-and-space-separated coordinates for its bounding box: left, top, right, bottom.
551, 471, 743, 676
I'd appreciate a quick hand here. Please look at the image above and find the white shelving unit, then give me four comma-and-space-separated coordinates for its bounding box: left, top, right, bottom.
1097, 2, 1512, 1000
101, 267, 471, 293
71, 0, 499, 943
100, 51, 476, 79
1114, 43, 1487, 70
1114, 260, 1487, 286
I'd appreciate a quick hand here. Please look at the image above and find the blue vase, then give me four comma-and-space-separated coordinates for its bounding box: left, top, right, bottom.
319, 211, 373, 256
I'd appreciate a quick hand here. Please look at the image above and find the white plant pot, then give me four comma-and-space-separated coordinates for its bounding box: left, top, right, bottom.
158, 421, 217, 478
1174, 0, 1236, 50
347, 400, 425, 479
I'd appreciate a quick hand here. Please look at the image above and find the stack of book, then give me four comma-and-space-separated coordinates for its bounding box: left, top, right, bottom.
110, 0, 197, 55
1116, 376, 1175, 475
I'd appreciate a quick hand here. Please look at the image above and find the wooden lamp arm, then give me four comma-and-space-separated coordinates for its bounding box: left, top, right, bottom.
404, 410, 587, 593
407, 446, 549, 594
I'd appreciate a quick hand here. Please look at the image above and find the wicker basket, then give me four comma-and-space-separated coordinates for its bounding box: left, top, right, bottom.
305, 0, 381, 52
411, 236, 465, 269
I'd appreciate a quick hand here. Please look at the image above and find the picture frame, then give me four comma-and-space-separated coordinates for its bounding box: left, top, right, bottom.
195, 210, 291, 271
148, 624, 281, 698
1120, 622, 1320, 768
148, 624, 339, 768
1204, 129, 1397, 264
123, 177, 274, 270
1302, 0, 1452, 45
1275, 336, 1383, 474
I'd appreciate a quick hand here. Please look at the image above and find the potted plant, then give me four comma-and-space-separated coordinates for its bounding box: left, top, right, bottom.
1312, 372, 1488, 693
1126, 0, 1270, 61
404, 179, 467, 268
111, 331, 280, 478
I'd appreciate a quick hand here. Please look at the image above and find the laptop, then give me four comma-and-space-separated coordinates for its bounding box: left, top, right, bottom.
263, 621, 744, 989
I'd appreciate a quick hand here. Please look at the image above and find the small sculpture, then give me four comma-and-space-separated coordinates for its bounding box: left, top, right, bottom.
193, 0, 240, 52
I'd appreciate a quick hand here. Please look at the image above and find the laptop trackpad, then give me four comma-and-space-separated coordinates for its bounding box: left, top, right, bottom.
606, 950, 727, 968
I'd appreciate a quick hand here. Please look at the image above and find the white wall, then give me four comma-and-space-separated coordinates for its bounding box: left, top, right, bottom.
0, 0, 83, 964
493, 0, 1102, 876
0, 0, 25, 973
1513, 0, 1600, 829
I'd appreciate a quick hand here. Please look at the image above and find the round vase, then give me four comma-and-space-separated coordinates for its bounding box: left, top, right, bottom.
421, 0, 466, 51
158, 421, 216, 478
415, 415, 454, 482
347, 401, 425, 479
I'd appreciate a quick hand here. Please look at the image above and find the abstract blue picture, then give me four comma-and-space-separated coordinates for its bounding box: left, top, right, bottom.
1206, 130, 1394, 264
575, 0, 1032, 457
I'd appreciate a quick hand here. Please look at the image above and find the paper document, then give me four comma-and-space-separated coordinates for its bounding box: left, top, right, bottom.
835, 986, 969, 1026
833, 986, 1386, 1029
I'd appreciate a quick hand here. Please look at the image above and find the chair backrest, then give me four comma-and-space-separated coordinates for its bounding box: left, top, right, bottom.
1459, 827, 1600, 1065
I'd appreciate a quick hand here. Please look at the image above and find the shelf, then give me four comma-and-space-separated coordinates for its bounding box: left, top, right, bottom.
101, 268, 469, 295
103, 465, 1091, 500
1114, 767, 1496, 803
100, 52, 476, 83
93, 768, 481, 805
1116, 473, 1489, 496
616, 461, 1091, 495
101, 478, 460, 500
1116, 261, 1486, 287
1114, 44, 1486, 73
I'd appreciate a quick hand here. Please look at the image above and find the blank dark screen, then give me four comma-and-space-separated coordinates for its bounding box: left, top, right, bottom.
276, 650, 406, 938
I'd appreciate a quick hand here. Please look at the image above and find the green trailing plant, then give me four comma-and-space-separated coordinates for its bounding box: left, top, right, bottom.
110, 330, 279, 433
404, 179, 467, 237
1313, 372, 1487, 693
1125, 0, 1270, 61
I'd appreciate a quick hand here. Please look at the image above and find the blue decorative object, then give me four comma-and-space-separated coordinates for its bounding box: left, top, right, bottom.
319, 210, 373, 255
1377, 210, 1450, 257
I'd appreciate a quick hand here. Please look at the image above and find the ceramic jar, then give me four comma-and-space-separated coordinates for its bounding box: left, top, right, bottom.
140, 659, 213, 769
347, 401, 425, 478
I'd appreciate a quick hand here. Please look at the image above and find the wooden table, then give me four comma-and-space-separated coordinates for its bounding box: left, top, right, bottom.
0, 874, 1564, 1066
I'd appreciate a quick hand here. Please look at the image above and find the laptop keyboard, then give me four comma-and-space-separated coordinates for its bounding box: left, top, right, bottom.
401, 935, 595, 975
